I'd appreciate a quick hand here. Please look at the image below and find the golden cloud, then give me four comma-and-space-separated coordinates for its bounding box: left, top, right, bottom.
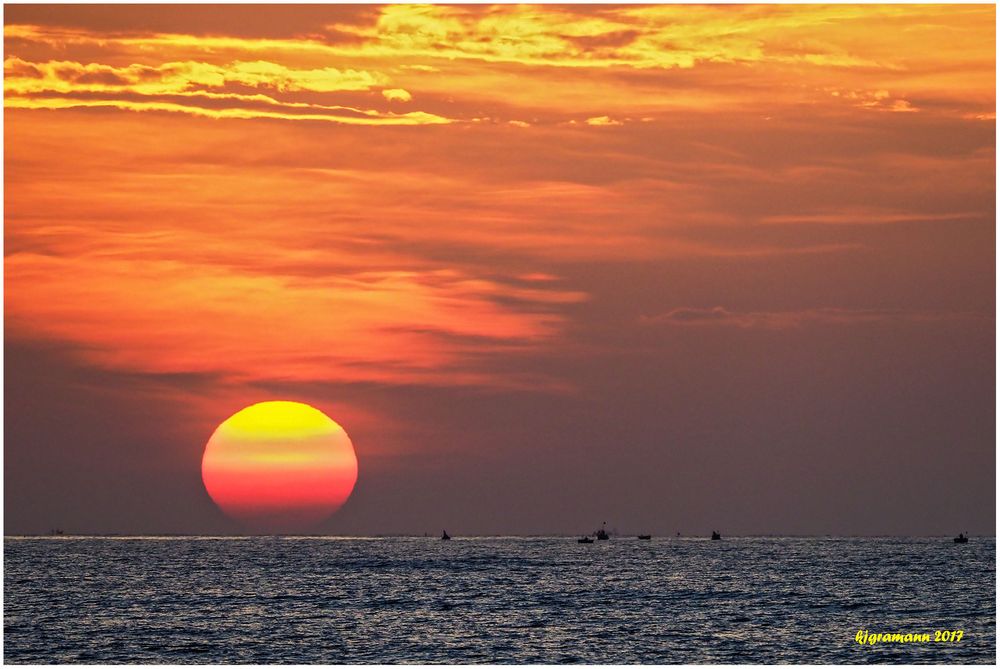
381, 88, 412, 102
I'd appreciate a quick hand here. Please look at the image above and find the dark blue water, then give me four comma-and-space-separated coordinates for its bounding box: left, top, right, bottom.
3, 536, 995, 663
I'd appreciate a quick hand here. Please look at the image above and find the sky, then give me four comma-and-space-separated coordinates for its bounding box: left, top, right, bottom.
4, 3, 996, 536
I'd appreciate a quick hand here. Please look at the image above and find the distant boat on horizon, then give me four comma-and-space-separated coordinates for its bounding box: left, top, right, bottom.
578, 536, 594, 543
637, 534, 651, 540
711, 531, 722, 540
596, 521, 610, 540
954, 533, 969, 544
441, 530, 451, 541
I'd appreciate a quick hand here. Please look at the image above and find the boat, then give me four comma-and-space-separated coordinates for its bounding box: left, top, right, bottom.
578, 536, 594, 543
596, 521, 610, 540
954, 533, 969, 544
711, 531, 722, 540
441, 530, 451, 540
637, 534, 652, 540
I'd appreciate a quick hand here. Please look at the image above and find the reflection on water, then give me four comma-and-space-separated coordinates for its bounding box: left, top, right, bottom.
3, 536, 995, 663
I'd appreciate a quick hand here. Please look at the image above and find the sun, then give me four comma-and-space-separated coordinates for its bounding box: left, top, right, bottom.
201, 401, 358, 532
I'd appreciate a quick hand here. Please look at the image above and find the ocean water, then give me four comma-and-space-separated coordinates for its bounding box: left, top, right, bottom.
3, 536, 995, 664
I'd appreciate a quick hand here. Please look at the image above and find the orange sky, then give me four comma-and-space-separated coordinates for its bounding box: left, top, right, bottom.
4, 4, 996, 535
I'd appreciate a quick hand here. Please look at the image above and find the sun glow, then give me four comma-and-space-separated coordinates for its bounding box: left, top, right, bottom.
201, 401, 358, 532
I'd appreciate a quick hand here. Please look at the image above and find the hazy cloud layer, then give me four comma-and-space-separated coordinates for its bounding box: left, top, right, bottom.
641, 307, 990, 329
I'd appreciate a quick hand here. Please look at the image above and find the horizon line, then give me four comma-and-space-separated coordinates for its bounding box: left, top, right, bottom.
5, 533, 994, 539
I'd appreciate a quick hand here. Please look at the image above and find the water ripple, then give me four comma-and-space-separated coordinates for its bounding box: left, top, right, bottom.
3, 536, 995, 663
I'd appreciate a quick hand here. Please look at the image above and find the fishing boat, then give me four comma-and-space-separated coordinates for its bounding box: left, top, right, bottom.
711, 531, 722, 540
441, 530, 451, 540
596, 521, 610, 540
578, 536, 594, 544
637, 534, 652, 540
954, 533, 969, 544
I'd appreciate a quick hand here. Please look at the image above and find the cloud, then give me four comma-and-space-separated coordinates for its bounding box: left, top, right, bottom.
3, 4, 994, 393
5, 95, 452, 125
3, 56, 454, 125
381, 88, 412, 102
584, 115, 622, 126
5, 5, 995, 122
5, 251, 586, 388
760, 209, 981, 226
325, 4, 922, 71
828, 88, 920, 113
640, 307, 988, 329
4, 57, 388, 94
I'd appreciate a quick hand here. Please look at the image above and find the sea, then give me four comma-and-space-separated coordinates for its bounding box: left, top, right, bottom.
3, 536, 995, 664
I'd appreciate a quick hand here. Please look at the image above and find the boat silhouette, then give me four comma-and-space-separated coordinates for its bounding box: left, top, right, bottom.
954, 533, 969, 544
711, 531, 722, 540
637, 534, 651, 540
441, 530, 451, 541
578, 536, 594, 543
596, 521, 610, 540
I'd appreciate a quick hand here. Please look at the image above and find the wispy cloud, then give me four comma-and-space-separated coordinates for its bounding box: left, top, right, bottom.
5, 251, 586, 387
5, 95, 452, 125
760, 209, 983, 227
640, 307, 990, 330
4, 57, 388, 94
5, 4, 994, 123
4, 4, 994, 394
3, 56, 452, 125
